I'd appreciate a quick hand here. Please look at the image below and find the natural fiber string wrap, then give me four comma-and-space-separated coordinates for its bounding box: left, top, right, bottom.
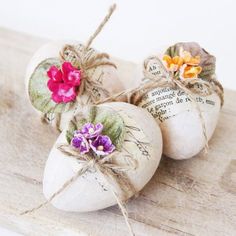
21, 144, 138, 236
60, 3, 117, 102
141, 56, 224, 105
60, 44, 116, 102
42, 4, 117, 129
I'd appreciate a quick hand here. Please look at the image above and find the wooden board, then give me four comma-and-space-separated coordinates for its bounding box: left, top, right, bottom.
0, 27, 236, 236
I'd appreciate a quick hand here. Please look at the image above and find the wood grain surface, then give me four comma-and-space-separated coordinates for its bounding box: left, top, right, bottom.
0, 27, 235, 236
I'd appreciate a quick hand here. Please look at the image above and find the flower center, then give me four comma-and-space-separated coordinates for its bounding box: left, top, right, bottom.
97, 145, 104, 151
88, 128, 94, 134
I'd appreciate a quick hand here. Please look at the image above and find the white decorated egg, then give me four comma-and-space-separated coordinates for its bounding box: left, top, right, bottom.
43, 102, 163, 212
135, 42, 223, 160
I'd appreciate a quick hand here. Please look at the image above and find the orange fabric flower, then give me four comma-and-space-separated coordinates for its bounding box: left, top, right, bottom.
181, 65, 202, 79
163, 49, 202, 79
180, 50, 201, 66
163, 55, 184, 71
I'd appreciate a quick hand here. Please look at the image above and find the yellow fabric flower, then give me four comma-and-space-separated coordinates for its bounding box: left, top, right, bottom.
180, 65, 202, 79
180, 49, 201, 66
163, 48, 202, 79
163, 55, 184, 72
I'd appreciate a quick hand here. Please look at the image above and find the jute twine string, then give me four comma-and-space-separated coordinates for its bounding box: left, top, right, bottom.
95, 56, 224, 151
59, 4, 117, 101
42, 4, 117, 129
21, 144, 138, 236
60, 3, 117, 99
136, 56, 224, 106
59, 45, 116, 102
84, 4, 116, 51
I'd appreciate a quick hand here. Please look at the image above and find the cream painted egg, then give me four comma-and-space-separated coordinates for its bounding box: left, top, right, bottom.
135, 42, 222, 160
43, 102, 163, 212
25, 41, 125, 131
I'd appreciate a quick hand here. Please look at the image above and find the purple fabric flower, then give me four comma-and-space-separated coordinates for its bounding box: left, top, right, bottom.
75, 123, 103, 139
71, 133, 90, 154
89, 135, 115, 156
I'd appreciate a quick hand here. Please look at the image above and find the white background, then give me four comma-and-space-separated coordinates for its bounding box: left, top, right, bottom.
0, 0, 236, 90
0, 0, 235, 235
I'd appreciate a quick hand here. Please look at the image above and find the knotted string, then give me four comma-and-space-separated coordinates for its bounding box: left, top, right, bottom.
59, 4, 117, 102
59, 45, 116, 103
140, 56, 224, 106
21, 143, 138, 236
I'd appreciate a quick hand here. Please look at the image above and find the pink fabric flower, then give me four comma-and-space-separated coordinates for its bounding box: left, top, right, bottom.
47, 66, 63, 92
47, 62, 81, 104
51, 83, 76, 103
62, 62, 81, 86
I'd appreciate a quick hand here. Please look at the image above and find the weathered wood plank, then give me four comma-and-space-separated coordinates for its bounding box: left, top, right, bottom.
0, 27, 235, 236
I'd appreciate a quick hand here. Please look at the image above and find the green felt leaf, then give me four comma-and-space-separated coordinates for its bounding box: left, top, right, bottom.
165, 44, 179, 57
66, 106, 126, 150
66, 119, 77, 144
165, 42, 216, 80
90, 106, 125, 150
28, 58, 75, 114
66, 112, 88, 143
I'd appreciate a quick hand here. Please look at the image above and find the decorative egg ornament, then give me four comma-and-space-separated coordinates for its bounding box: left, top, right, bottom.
43, 102, 163, 211
132, 42, 224, 160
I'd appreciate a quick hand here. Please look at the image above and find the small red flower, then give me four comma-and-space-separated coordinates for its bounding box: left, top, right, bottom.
47, 62, 81, 104
51, 83, 76, 103
62, 62, 81, 86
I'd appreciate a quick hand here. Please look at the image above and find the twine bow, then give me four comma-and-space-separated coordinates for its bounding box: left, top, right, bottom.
140, 56, 224, 105
59, 4, 117, 103
59, 44, 116, 103
58, 4, 117, 104
21, 143, 138, 236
